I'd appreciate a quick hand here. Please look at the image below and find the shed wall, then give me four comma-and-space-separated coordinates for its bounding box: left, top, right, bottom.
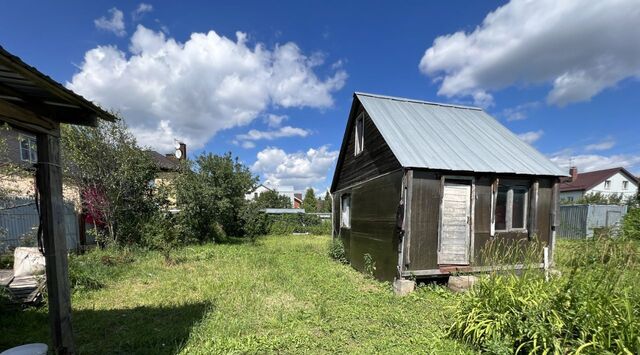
406, 170, 556, 272
333, 102, 401, 192
333, 170, 403, 281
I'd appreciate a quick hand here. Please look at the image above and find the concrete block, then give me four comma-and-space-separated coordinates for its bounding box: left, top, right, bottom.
448, 275, 478, 293
393, 279, 415, 296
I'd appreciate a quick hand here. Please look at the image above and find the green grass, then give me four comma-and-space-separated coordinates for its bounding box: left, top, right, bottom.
1, 235, 472, 354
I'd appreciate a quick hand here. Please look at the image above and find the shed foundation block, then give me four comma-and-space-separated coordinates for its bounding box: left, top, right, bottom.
448, 275, 478, 292
393, 279, 415, 296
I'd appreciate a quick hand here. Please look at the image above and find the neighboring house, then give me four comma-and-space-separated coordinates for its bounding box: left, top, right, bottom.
246, 184, 303, 208
144, 144, 185, 206
0, 125, 80, 206
330, 92, 567, 282
559, 167, 639, 202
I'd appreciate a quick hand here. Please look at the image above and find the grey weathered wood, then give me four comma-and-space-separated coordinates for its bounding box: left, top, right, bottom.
529, 180, 539, 239
37, 128, 75, 354
439, 181, 472, 265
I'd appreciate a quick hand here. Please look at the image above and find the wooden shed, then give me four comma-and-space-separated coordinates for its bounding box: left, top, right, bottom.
0, 46, 117, 353
330, 93, 567, 282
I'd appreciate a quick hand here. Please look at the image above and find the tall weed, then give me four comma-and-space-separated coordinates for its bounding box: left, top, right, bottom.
449, 236, 640, 354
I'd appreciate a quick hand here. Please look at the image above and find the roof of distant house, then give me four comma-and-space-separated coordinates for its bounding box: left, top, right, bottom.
559, 167, 639, 192
145, 150, 180, 171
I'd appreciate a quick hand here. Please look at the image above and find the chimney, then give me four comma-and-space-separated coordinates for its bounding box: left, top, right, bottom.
569, 166, 578, 182
178, 142, 186, 161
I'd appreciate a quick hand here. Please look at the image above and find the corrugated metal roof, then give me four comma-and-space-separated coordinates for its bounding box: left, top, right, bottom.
356, 92, 567, 176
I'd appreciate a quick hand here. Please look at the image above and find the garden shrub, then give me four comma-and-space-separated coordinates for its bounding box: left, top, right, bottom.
328, 238, 348, 264
141, 211, 182, 264
449, 236, 640, 354
621, 207, 640, 240
266, 214, 331, 235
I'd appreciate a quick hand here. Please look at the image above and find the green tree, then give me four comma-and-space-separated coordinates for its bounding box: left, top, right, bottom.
254, 190, 291, 209
175, 152, 256, 241
61, 119, 158, 245
323, 191, 332, 213
561, 192, 625, 205
303, 188, 318, 213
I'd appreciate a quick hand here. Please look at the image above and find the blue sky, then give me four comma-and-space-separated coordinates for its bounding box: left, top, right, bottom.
2, 0, 639, 192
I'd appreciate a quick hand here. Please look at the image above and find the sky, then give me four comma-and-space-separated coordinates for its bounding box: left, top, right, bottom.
2, 0, 639, 193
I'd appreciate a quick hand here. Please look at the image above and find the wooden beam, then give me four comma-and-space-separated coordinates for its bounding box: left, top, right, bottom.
0, 98, 57, 135
36, 127, 76, 354
0, 83, 98, 126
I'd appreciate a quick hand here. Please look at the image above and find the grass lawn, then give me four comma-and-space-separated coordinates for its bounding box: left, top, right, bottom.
1, 235, 473, 354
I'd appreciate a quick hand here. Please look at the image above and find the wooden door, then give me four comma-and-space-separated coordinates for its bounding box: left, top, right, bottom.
439, 181, 471, 265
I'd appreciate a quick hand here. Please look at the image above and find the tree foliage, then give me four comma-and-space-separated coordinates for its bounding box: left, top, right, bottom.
561, 192, 626, 205
303, 188, 318, 212
253, 190, 291, 209
61, 119, 158, 245
322, 191, 332, 213
175, 152, 256, 242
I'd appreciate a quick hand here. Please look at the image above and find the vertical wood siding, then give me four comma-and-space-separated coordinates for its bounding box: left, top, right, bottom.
333, 101, 401, 192
407, 170, 555, 272
334, 171, 403, 281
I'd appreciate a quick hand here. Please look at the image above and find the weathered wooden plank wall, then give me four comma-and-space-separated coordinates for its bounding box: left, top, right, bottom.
333, 101, 401, 192
334, 170, 403, 281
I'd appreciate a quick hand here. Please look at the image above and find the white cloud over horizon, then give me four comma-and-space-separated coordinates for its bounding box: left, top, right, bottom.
585, 137, 616, 152
550, 153, 640, 174
68, 25, 347, 151
94, 8, 126, 37
517, 130, 543, 144
235, 126, 310, 149
251, 145, 338, 190
419, 0, 640, 107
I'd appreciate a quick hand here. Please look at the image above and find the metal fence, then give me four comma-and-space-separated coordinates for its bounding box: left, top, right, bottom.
0, 197, 79, 253
558, 204, 628, 239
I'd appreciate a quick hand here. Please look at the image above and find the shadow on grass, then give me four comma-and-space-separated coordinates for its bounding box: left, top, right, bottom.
0, 302, 212, 354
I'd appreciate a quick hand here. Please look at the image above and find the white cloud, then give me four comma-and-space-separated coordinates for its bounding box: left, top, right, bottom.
550, 153, 640, 173
94, 8, 126, 37
264, 114, 287, 128
419, 0, 640, 107
501, 101, 540, 121
585, 137, 616, 152
236, 126, 310, 145
132, 3, 153, 20
251, 145, 338, 190
517, 130, 543, 144
68, 25, 347, 151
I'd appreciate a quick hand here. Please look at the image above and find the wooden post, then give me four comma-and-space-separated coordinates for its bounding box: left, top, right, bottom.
37, 127, 75, 354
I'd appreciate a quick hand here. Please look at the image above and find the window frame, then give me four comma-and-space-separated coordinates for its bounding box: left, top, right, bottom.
354, 113, 364, 156
19, 134, 37, 163
340, 194, 351, 229
622, 181, 629, 190
494, 180, 529, 233
604, 180, 611, 190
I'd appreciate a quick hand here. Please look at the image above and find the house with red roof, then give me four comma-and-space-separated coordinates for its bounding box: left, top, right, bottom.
559, 166, 639, 202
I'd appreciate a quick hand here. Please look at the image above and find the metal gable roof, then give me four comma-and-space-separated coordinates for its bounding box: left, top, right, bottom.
356, 92, 567, 176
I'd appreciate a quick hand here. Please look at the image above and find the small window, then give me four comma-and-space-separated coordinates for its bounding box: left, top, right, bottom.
495, 182, 529, 232
622, 181, 629, 190
354, 114, 364, 156
340, 194, 351, 228
19, 135, 37, 163
604, 180, 611, 190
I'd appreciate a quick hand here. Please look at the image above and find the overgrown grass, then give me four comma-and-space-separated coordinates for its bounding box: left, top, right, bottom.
1, 235, 471, 354
450, 237, 640, 354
